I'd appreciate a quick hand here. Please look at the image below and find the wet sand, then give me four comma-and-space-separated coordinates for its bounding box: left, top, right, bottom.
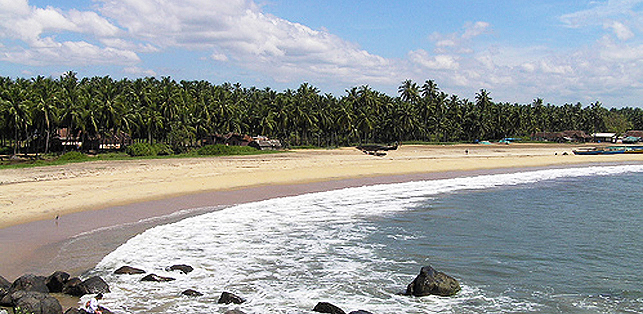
1, 144, 642, 281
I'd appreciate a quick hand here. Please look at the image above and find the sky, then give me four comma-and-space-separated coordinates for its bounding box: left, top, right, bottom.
1, 0, 643, 107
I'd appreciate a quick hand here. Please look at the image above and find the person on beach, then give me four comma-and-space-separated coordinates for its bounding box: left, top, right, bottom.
84, 293, 103, 314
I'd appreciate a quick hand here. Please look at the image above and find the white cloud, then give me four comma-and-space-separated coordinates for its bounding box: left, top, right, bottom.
560, 0, 643, 28
0, 0, 139, 66
408, 50, 459, 70
97, 0, 393, 84
604, 21, 635, 40
124, 66, 156, 76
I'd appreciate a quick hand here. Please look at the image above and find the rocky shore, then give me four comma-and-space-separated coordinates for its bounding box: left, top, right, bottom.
1, 264, 459, 314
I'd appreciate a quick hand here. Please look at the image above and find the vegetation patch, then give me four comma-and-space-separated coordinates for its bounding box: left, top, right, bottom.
196, 144, 259, 156
125, 143, 174, 157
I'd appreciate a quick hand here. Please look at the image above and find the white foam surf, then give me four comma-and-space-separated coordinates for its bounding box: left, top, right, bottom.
92, 165, 643, 314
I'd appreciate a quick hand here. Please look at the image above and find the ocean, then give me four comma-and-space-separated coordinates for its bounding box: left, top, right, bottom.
90, 165, 643, 314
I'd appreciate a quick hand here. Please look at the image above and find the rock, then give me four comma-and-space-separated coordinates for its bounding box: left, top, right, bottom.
114, 266, 146, 275
0, 276, 10, 288
10, 274, 49, 294
181, 289, 203, 297
313, 302, 346, 314
82, 276, 110, 294
0, 276, 10, 305
349, 311, 374, 314
224, 310, 246, 314
165, 264, 194, 274
64, 305, 113, 314
405, 265, 461, 297
218, 291, 246, 304
62, 278, 89, 297
141, 274, 175, 282
10, 290, 62, 314
46, 271, 70, 293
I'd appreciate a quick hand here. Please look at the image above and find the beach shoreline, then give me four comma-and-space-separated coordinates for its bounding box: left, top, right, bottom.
2, 143, 643, 281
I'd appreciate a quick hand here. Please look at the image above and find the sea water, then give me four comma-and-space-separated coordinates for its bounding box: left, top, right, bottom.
91, 165, 643, 314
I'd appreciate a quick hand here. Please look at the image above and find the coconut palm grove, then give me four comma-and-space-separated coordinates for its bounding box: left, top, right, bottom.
1, 71, 643, 156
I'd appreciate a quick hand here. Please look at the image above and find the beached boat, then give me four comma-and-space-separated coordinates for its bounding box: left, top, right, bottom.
573, 146, 625, 155
624, 146, 643, 154
573, 146, 643, 155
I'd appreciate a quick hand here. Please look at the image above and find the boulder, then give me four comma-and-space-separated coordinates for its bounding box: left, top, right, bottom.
46, 271, 70, 293
0, 276, 10, 304
181, 289, 203, 297
64, 305, 114, 314
0, 276, 10, 288
62, 278, 89, 297
114, 266, 145, 275
313, 302, 346, 314
141, 274, 175, 282
9, 274, 49, 294
9, 290, 62, 314
218, 292, 245, 305
82, 276, 110, 294
405, 265, 460, 297
165, 264, 194, 274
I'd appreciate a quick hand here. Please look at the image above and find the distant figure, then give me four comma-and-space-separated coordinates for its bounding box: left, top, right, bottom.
84, 293, 103, 314
55, 214, 59, 226
465, 149, 469, 155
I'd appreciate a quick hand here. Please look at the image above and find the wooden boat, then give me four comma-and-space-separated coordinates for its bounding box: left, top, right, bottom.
573, 146, 626, 155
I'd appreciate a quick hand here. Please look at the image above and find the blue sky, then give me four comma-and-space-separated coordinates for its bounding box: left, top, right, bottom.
1, 0, 643, 107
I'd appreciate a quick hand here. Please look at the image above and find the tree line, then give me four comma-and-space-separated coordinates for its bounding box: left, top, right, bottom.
1, 71, 643, 155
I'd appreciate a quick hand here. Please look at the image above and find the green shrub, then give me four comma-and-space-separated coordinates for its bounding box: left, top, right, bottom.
56, 151, 88, 161
125, 143, 174, 156
197, 144, 257, 156
0, 146, 12, 155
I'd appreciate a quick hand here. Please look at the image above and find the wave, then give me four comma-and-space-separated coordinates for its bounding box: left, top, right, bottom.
92, 165, 643, 314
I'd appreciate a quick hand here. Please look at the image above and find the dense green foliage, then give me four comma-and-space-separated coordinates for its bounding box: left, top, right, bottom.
56, 151, 88, 161
197, 144, 260, 156
1, 72, 643, 156
125, 142, 173, 156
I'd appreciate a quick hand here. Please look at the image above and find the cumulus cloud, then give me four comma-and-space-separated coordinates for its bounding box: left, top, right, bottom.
0, 0, 139, 66
408, 50, 459, 70
604, 21, 635, 40
96, 0, 393, 83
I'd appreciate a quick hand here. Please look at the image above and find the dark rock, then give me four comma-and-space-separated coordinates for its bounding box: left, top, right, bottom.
181, 289, 203, 297
218, 291, 246, 304
10, 290, 62, 314
63, 308, 84, 314
46, 271, 70, 293
224, 310, 246, 314
0, 275, 10, 305
114, 266, 145, 275
405, 265, 461, 297
82, 276, 110, 294
349, 311, 374, 314
165, 264, 194, 274
10, 274, 49, 293
0, 276, 10, 288
62, 278, 89, 297
141, 274, 175, 282
313, 302, 346, 314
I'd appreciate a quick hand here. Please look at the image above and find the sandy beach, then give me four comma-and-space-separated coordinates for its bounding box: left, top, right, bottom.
2, 143, 643, 280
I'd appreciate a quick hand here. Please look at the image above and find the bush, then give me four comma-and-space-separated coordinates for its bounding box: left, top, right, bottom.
57, 151, 88, 161
125, 143, 174, 156
197, 144, 257, 156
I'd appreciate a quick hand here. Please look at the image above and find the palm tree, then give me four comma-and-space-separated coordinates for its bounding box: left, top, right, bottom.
31, 76, 60, 154
1, 79, 32, 155
398, 79, 420, 104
